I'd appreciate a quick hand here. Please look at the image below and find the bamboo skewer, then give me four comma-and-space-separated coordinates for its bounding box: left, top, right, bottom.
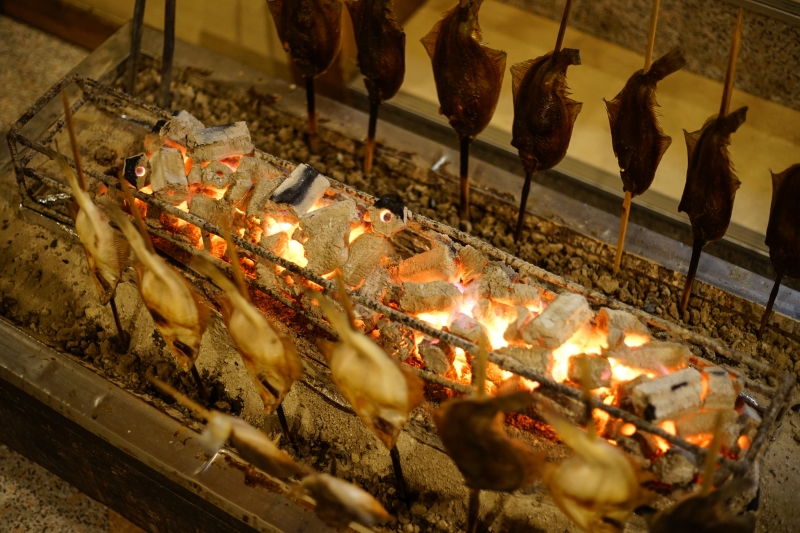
364, 100, 380, 174
61, 89, 129, 352
160, 0, 177, 109
612, 0, 660, 274
513, 0, 573, 242
680, 8, 744, 313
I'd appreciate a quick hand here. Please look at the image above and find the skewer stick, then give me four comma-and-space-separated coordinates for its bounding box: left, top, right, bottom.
305, 76, 319, 151
220, 224, 250, 302
465, 342, 489, 533
466, 488, 480, 533
613, 191, 632, 274
190, 366, 210, 402
334, 273, 358, 330
759, 269, 783, 340
514, 170, 534, 243
719, 8, 744, 119
364, 100, 380, 174
680, 238, 703, 313
61, 89, 86, 192
390, 446, 411, 506
108, 297, 130, 353
700, 412, 725, 495
149, 374, 212, 420
160, 0, 177, 109
276, 404, 294, 446
643, 0, 661, 73
459, 137, 472, 228
553, 0, 573, 54
127, 0, 147, 95
117, 177, 156, 254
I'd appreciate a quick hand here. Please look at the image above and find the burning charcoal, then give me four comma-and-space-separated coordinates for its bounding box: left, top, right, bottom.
150, 147, 189, 204
503, 305, 533, 344
359, 265, 392, 302
397, 240, 457, 283
418, 339, 453, 374
376, 318, 416, 362
187, 121, 254, 163
737, 404, 761, 443
674, 409, 739, 447
631, 367, 703, 422
448, 313, 488, 346
490, 282, 544, 307
237, 156, 282, 181
299, 200, 359, 275
247, 176, 286, 218
123, 153, 150, 189
271, 164, 330, 216
495, 346, 551, 375
652, 449, 697, 485
296, 474, 391, 529
701, 367, 739, 410
399, 280, 462, 316
260, 232, 288, 256
471, 263, 511, 300
368, 195, 408, 237
596, 307, 650, 349
187, 163, 202, 186
457, 244, 487, 284
521, 293, 592, 349
158, 110, 205, 146
343, 233, 397, 287
606, 342, 690, 375
223, 171, 254, 207
202, 161, 233, 189
189, 195, 232, 229
567, 355, 611, 389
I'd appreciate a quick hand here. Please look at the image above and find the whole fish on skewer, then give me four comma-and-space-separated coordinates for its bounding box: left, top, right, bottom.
422, 0, 506, 226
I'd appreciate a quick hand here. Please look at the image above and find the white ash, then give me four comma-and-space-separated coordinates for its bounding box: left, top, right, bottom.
202, 161, 233, 189
187, 163, 203, 186
700, 366, 739, 410
503, 305, 533, 345
397, 241, 457, 283
358, 265, 393, 302
270, 164, 330, 216
596, 307, 651, 349
399, 281, 462, 316
187, 121, 254, 162
605, 342, 690, 374
367, 204, 407, 237
418, 339, 453, 374
189, 194, 232, 228
342, 233, 397, 288
652, 450, 697, 485
158, 110, 205, 145
521, 293, 592, 349
567, 355, 611, 389
631, 367, 703, 422
237, 156, 282, 182
223, 171, 253, 207
149, 147, 189, 204
259, 232, 288, 256
457, 245, 487, 285
447, 313, 488, 346
495, 346, 552, 376
468, 263, 511, 300
298, 199, 359, 275
247, 176, 286, 219
490, 283, 543, 307
674, 409, 740, 447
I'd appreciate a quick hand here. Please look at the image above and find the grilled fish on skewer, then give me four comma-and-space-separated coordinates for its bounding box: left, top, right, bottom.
605, 47, 686, 197
108, 201, 209, 372
296, 474, 392, 528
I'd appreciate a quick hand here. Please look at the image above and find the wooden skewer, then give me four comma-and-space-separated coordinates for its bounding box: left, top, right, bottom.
465, 342, 489, 532
364, 100, 380, 174
553, 0, 573, 54
700, 412, 725, 496
220, 224, 251, 302
160, 0, 177, 109
459, 137, 472, 228
681, 9, 743, 311
758, 269, 783, 340
305, 76, 319, 152
149, 374, 212, 420
126, 0, 147, 96
613, 0, 660, 274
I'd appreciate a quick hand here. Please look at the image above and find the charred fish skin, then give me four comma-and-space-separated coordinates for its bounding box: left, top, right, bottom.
267, 0, 343, 78
766, 164, 800, 277
511, 49, 582, 175
679, 106, 748, 244
605, 47, 687, 197
347, 0, 405, 103
421, 0, 507, 141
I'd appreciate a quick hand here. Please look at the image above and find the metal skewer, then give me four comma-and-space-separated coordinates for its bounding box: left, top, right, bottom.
160, 0, 177, 109
127, 0, 147, 96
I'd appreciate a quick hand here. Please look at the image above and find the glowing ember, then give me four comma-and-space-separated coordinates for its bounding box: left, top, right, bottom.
737, 434, 750, 450
620, 423, 637, 437
349, 225, 366, 244
135, 165, 147, 177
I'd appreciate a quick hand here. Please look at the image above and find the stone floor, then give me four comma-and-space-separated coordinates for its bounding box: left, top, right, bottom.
0, 14, 141, 533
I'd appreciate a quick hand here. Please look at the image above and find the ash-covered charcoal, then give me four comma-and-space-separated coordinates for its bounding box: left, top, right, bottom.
246, 175, 286, 219
631, 367, 703, 421
701, 367, 740, 410
397, 240, 457, 283
418, 338, 454, 374
495, 346, 552, 376
259, 232, 288, 256
359, 265, 392, 302
237, 156, 282, 181
270, 164, 331, 216
489, 282, 544, 307
399, 280, 462, 316
596, 307, 650, 349
189, 195, 232, 228
652, 449, 697, 485
158, 110, 205, 146
298, 199, 359, 275
567, 355, 611, 389
187, 163, 202, 186
674, 409, 739, 447
187, 121, 254, 163
469, 262, 512, 300
376, 318, 416, 362
605, 342, 690, 374
150, 147, 189, 204
521, 292, 592, 349
123, 153, 150, 189
202, 161, 233, 189
457, 244, 487, 284
368, 195, 408, 237
502, 305, 533, 345
737, 404, 761, 442
342, 232, 397, 287
447, 312, 488, 346
223, 171, 253, 207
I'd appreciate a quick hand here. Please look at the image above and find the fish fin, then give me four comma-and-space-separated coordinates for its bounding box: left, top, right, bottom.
770, 166, 794, 212
510, 58, 537, 103
683, 127, 702, 161
420, 11, 447, 61
565, 99, 583, 125
484, 46, 507, 87
191, 290, 211, 336
114, 232, 130, 272
646, 46, 687, 82
604, 96, 622, 129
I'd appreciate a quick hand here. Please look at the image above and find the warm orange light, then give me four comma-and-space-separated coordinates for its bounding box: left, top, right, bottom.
452, 348, 471, 383
620, 423, 637, 437
416, 311, 452, 330
660, 421, 677, 435
349, 225, 366, 244
738, 434, 751, 450
623, 333, 650, 348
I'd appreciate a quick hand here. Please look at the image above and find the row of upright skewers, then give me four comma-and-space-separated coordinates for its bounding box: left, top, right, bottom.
255, 0, 797, 341
50, 88, 756, 531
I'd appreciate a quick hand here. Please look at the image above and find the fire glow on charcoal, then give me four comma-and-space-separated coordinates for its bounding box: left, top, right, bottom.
129, 111, 757, 476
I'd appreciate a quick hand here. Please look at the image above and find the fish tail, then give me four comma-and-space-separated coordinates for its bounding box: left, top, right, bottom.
645, 46, 687, 82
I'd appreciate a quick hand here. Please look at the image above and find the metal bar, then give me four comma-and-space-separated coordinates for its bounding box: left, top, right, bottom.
126, 0, 147, 95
